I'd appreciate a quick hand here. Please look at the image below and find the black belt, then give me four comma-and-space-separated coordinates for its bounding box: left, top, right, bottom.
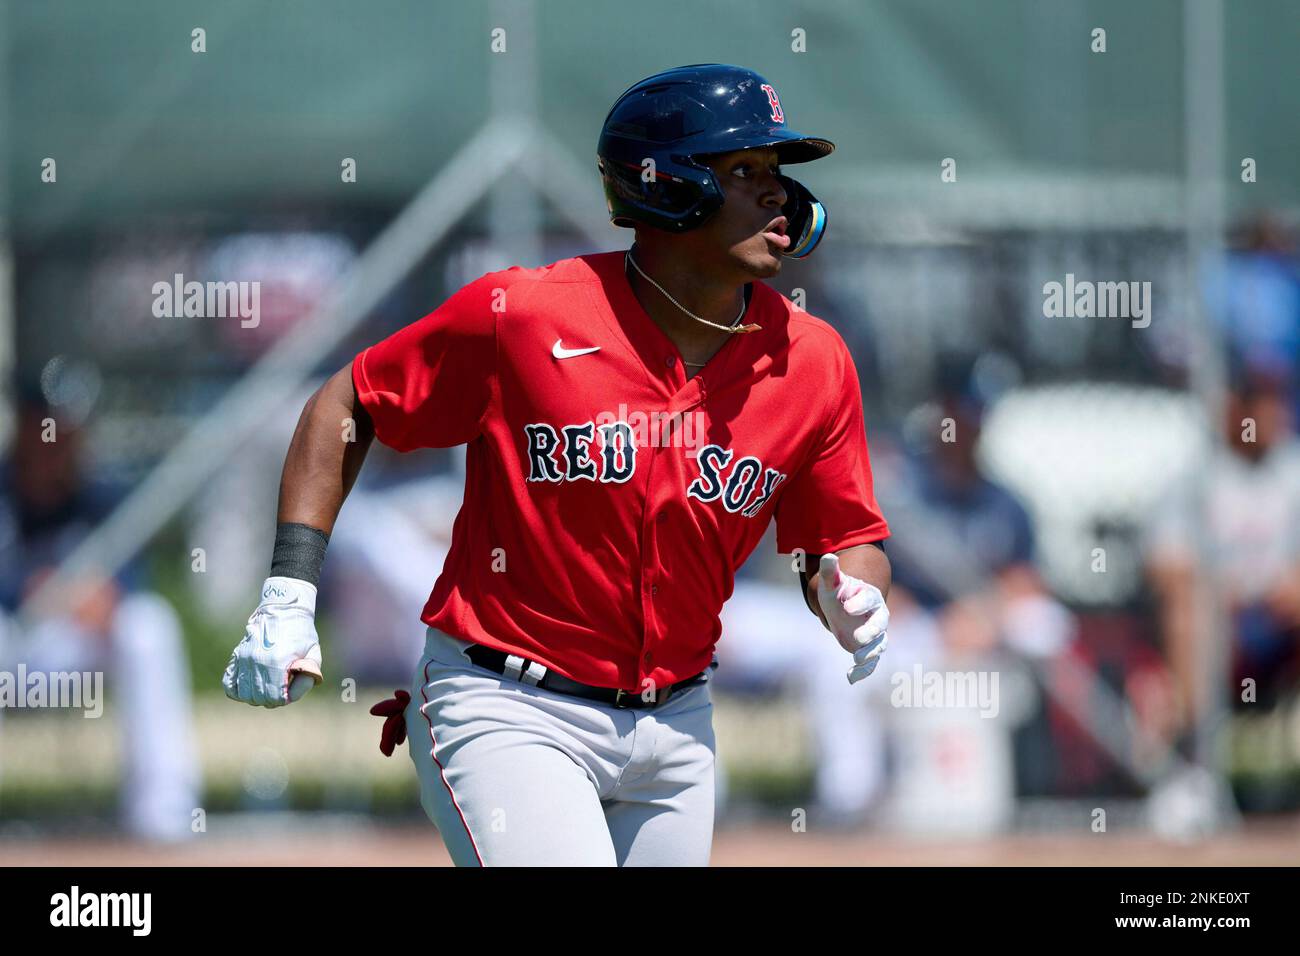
463, 644, 714, 709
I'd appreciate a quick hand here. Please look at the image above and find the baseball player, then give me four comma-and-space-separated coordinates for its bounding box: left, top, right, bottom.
223, 63, 893, 866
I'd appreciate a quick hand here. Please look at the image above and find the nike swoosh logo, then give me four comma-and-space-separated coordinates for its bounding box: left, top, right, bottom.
552, 339, 600, 360
261, 624, 275, 650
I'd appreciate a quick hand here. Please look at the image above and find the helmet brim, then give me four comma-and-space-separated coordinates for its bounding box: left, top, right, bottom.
692, 131, 835, 165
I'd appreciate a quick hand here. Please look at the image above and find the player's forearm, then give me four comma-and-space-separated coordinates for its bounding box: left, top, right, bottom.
805, 543, 891, 630
227, 365, 365, 707
276, 363, 375, 534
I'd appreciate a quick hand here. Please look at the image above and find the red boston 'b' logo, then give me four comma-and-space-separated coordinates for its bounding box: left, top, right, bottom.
759, 84, 784, 124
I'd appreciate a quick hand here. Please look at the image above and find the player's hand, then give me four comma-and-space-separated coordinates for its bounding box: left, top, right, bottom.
222, 576, 324, 707
816, 553, 890, 685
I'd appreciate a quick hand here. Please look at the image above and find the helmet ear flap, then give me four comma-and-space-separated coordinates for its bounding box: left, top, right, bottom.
777, 174, 828, 258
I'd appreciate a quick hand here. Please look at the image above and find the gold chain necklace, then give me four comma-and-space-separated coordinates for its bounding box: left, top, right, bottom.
625, 249, 761, 336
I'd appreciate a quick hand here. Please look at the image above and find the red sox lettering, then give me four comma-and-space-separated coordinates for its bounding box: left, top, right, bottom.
686, 443, 787, 517
524, 421, 636, 484
525, 424, 786, 518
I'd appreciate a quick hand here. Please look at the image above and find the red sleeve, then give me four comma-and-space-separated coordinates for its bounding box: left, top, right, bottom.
775, 337, 890, 555
351, 275, 498, 452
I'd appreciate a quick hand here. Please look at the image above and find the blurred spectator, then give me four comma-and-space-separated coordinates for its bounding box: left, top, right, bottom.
881, 358, 1075, 799
886, 359, 1073, 663
0, 392, 199, 841
1146, 361, 1300, 734
1213, 215, 1300, 401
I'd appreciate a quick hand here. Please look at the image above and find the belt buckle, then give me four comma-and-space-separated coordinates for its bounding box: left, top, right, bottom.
613, 688, 634, 709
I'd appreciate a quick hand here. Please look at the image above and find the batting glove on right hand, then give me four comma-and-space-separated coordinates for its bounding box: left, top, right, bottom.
816, 553, 890, 685
223, 576, 323, 707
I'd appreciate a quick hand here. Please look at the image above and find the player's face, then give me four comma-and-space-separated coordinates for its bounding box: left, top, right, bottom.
693, 147, 790, 279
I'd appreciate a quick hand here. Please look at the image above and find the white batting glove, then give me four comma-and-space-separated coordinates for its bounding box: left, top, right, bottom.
222, 576, 324, 707
816, 553, 890, 685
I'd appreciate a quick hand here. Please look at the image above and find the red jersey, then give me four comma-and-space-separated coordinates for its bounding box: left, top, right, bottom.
351, 251, 889, 691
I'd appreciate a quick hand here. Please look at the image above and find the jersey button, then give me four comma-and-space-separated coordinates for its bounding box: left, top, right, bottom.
651, 585, 659, 596
643, 651, 654, 666
665, 355, 677, 368
656, 512, 666, 523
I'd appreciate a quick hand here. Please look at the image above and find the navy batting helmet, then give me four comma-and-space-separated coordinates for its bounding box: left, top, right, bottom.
597, 63, 832, 258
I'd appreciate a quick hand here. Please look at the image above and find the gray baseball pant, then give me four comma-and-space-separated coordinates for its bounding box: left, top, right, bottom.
403, 626, 718, 866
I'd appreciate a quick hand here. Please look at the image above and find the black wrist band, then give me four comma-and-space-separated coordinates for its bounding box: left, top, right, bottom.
270, 522, 330, 587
